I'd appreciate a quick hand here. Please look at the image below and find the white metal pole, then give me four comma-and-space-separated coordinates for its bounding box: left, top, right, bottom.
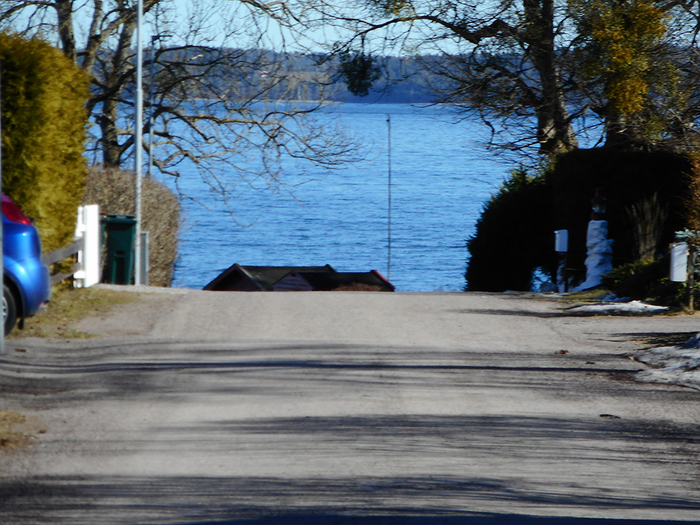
134, 0, 143, 285
387, 114, 392, 281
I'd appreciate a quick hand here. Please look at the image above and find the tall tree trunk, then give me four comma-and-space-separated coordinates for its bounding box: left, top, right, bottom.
81, 0, 105, 79
525, 0, 578, 156
97, 14, 137, 167
604, 113, 646, 149
99, 97, 122, 167
55, 0, 76, 62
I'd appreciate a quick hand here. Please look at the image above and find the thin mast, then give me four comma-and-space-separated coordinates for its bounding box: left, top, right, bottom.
387, 114, 392, 281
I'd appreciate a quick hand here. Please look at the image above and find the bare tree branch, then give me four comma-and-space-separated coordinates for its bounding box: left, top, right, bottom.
0, 0, 361, 208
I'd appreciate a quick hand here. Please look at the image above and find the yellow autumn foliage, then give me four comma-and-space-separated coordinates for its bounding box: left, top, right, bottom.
575, 0, 672, 117
0, 32, 90, 252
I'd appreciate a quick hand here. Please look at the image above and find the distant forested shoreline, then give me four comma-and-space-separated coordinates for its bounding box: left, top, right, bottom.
327, 54, 442, 104
180, 50, 444, 104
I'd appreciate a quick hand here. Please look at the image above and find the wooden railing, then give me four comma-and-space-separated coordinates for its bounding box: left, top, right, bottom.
41, 238, 85, 286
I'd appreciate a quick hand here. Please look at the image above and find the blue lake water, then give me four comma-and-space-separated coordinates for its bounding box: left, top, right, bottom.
167, 103, 512, 292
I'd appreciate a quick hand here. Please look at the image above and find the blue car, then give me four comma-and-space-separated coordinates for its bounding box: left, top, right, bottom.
3, 194, 51, 335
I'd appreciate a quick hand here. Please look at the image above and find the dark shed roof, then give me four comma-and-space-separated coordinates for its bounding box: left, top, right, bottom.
203, 264, 335, 291
204, 264, 395, 292
292, 270, 394, 292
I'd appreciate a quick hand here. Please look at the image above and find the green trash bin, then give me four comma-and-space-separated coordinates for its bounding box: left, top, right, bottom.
101, 214, 137, 285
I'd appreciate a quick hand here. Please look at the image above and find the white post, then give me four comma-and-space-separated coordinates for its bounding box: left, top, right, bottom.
554, 229, 569, 253
134, 0, 144, 285
74, 205, 101, 288
555, 229, 569, 292
140, 231, 149, 286
671, 242, 689, 283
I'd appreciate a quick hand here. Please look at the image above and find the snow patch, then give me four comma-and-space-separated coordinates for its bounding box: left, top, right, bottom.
569, 300, 668, 315
636, 338, 700, 391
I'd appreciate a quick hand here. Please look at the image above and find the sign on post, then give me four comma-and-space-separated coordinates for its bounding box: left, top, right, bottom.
555, 230, 569, 292
671, 242, 689, 283
555, 230, 568, 253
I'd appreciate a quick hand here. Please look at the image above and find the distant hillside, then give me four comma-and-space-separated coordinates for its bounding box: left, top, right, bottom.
328, 55, 443, 104
174, 49, 444, 104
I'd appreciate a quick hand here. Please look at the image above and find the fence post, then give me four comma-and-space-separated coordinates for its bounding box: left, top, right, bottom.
554, 229, 569, 292
73, 204, 101, 288
140, 231, 150, 286
689, 245, 696, 313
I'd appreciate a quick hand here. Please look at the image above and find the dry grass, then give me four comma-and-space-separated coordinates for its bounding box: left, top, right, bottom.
0, 410, 48, 449
8, 284, 140, 339
625, 193, 668, 262
0, 410, 31, 449
551, 287, 612, 304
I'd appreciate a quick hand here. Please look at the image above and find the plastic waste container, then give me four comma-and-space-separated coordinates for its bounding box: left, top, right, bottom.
101, 214, 136, 285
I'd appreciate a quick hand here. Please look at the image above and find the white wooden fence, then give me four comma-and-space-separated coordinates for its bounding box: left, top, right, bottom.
41, 204, 101, 288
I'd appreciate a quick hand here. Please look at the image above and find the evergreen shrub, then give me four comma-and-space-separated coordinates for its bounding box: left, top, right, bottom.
601, 258, 679, 303
466, 169, 555, 291
0, 32, 90, 252
684, 152, 700, 231
466, 148, 693, 292
82, 167, 180, 287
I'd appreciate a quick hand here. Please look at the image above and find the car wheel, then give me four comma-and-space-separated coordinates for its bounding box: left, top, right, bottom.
4, 284, 18, 336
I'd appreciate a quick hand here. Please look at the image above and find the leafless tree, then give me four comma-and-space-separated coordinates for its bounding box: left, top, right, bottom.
311, 0, 579, 159
313, 0, 700, 159
0, 0, 359, 207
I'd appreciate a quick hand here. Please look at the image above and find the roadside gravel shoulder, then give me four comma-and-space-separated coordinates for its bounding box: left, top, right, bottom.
70, 285, 194, 338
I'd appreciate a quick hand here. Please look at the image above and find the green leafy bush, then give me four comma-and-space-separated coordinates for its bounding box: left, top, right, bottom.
601, 257, 687, 305
0, 32, 90, 252
602, 259, 662, 298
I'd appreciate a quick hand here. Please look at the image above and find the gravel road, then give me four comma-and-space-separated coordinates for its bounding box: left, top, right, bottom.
1, 288, 699, 524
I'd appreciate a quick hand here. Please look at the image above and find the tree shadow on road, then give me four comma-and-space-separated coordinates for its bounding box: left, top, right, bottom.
1, 472, 700, 525
2, 340, 700, 524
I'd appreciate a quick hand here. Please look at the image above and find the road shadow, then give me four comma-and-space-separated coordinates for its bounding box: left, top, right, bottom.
2, 475, 700, 525
182, 515, 700, 525
452, 308, 673, 319
449, 308, 567, 319
619, 332, 697, 348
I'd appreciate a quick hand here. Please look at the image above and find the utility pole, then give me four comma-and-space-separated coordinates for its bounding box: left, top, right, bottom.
134, 0, 144, 285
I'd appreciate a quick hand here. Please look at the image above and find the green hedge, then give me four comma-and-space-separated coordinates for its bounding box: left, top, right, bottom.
0, 32, 90, 252
601, 258, 681, 304
466, 170, 555, 291
466, 148, 693, 292
550, 149, 690, 274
